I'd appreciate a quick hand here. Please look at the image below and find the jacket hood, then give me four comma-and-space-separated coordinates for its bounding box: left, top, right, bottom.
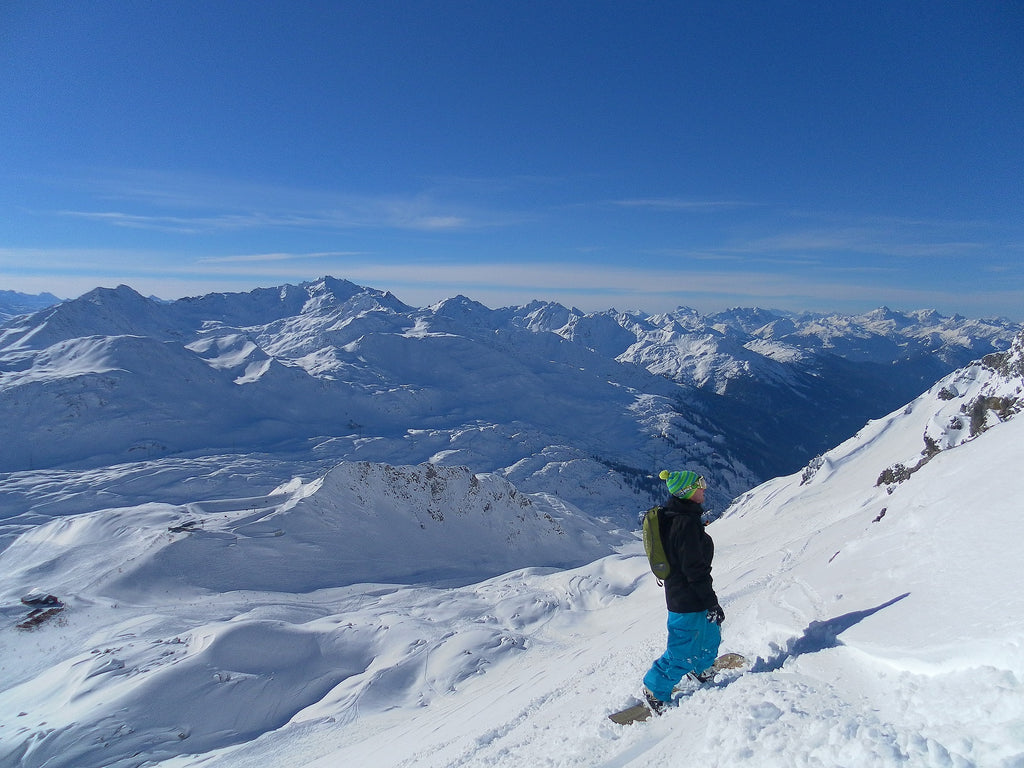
662, 495, 704, 517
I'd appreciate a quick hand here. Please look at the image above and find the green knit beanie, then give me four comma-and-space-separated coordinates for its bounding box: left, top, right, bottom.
659, 469, 705, 499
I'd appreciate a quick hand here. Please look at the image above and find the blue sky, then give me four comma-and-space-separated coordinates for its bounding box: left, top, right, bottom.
1, 1, 1022, 319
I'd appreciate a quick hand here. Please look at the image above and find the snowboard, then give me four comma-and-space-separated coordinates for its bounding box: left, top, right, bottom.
607, 653, 747, 725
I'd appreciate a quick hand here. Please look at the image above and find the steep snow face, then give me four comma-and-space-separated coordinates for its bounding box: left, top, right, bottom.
871, 330, 1024, 481
618, 325, 800, 394
556, 311, 638, 358
507, 299, 576, 334
719, 354, 1024, 672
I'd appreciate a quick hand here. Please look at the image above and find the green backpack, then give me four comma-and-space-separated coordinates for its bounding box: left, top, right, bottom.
641, 506, 671, 583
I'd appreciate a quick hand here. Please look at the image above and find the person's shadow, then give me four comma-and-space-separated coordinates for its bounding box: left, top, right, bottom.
750, 593, 911, 673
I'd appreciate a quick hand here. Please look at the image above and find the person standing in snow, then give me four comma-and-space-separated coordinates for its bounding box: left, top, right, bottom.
642, 469, 725, 714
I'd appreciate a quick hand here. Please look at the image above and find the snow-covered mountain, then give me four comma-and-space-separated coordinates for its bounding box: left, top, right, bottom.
1, 277, 1017, 521
0, 290, 62, 323
0, 279, 748, 520
606, 304, 1018, 479
1, 321, 1021, 766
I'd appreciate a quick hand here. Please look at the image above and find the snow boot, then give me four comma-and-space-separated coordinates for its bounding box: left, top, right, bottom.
694, 666, 716, 683
642, 686, 669, 716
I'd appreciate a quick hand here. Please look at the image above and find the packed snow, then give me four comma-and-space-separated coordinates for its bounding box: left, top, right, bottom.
2, 328, 1023, 767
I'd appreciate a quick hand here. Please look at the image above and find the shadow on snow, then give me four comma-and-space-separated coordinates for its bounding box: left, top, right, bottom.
751, 592, 911, 673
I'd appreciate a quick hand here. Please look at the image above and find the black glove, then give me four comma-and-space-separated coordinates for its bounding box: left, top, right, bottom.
707, 604, 725, 625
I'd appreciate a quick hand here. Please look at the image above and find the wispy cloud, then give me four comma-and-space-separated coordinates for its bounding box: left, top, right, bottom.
611, 198, 758, 212
57, 204, 476, 234
733, 227, 989, 259
7, 168, 1023, 319
57, 210, 312, 234
2, 247, 1022, 318
197, 251, 368, 264
45, 168, 515, 234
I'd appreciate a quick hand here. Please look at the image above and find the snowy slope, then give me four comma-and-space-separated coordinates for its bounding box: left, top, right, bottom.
0, 460, 620, 768
1, 334, 1022, 767
0, 279, 769, 521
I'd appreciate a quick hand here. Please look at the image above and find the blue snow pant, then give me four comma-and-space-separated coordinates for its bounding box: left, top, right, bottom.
643, 610, 722, 703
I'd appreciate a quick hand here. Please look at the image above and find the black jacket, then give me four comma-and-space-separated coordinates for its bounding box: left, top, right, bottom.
659, 495, 718, 614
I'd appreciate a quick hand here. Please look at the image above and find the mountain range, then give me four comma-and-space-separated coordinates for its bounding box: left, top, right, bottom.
1, 277, 1019, 522
0, 290, 63, 324
1, 281, 1021, 767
